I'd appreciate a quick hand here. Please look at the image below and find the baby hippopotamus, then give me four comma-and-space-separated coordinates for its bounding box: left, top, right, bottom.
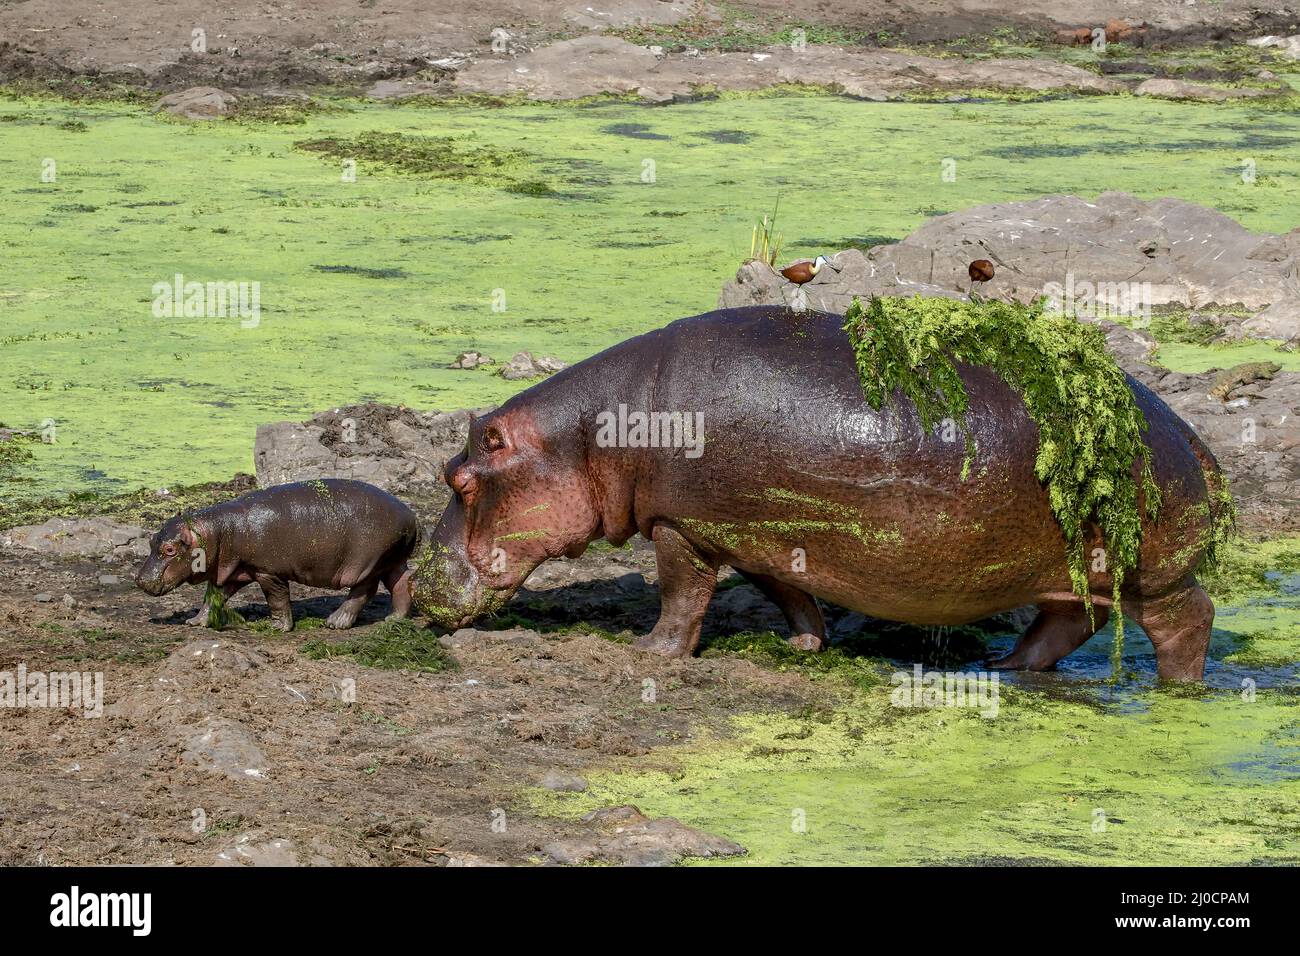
135, 479, 420, 631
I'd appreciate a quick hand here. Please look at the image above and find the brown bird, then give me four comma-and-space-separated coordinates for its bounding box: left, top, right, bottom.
968, 259, 995, 284
780, 255, 829, 285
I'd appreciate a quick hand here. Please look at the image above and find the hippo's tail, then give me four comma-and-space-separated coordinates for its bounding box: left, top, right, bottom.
1176, 417, 1236, 571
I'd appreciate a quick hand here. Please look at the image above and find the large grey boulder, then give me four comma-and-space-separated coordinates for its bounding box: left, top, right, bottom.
2, 517, 150, 559
721, 193, 1300, 326
254, 403, 491, 492
455, 38, 1124, 102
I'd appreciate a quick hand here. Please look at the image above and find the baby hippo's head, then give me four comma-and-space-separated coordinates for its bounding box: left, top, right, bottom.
135, 516, 205, 596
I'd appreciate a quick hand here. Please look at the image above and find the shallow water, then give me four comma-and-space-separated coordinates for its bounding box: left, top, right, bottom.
528, 537, 1300, 865
3, 91, 1300, 497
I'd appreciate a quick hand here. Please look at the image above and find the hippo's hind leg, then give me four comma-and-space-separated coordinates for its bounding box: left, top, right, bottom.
187, 580, 248, 627
1131, 579, 1213, 681
327, 577, 381, 630
636, 524, 718, 658
256, 573, 294, 632
738, 570, 826, 651
382, 565, 413, 620
987, 600, 1109, 671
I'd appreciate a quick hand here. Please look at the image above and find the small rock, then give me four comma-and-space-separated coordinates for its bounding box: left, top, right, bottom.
499, 351, 568, 381
61, 594, 76, 609
542, 805, 745, 866
181, 717, 270, 781
540, 770, 589, 792
98, 574, 120, 586
448, 350, 494, 370
155, 86, 237, 120
1134, 78, 1270, 102
35, 593, 52, 603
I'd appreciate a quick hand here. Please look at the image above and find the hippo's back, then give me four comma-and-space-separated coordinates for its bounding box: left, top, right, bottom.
631, 306, 1213, 620
206, 479, 419, 585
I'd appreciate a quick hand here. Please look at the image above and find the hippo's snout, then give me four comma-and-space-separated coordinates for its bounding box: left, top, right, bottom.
134, 558, 178, 597
412, 542, 506, 630
412, 497, 511, 630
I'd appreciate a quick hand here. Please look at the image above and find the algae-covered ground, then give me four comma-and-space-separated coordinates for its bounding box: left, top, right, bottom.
527, 537, 1300, 866
3, 89, 1300, 498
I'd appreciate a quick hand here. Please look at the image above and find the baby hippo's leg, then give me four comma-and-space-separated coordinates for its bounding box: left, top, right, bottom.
383, 565, 413, 620
187, 581, 248, 627
256, 573, 294, 632
327, 577, 380, 630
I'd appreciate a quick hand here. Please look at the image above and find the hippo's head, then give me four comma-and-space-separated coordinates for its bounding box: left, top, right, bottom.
134, 515, 205, 596
412, 407, 602, 629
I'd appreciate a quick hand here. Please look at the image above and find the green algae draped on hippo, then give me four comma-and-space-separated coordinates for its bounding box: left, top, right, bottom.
412, 305, 1229, 681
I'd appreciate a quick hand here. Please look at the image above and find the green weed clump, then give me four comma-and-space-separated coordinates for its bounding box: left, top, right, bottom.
301, 618, 457, 673
843, 295, 1176, 673
294, 131, 544, 193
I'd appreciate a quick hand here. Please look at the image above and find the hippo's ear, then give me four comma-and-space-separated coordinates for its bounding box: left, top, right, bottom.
481, 424, 507, 453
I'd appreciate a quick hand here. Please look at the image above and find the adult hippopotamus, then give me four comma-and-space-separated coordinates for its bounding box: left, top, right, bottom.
136, 479, 419, 630
413, 306, 1224, 681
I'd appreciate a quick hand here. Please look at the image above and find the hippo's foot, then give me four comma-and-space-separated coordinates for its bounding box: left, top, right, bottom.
1131, 581, 1213, 682
736, 570, 826, 654
987, 601, 1109, 671
634, 624, 696, 658
787, 632, 825, 652
186, 608, 209, 627
326, 578, 381, 630
325, 607, 357, 630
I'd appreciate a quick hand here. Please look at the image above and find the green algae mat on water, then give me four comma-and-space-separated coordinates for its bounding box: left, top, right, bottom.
3, 90, 1300, 499
526, 533, 1300, 865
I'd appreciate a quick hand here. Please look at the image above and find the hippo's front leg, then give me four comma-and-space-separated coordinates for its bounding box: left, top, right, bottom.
256, 573, 294, 631
636, 524, 719, 658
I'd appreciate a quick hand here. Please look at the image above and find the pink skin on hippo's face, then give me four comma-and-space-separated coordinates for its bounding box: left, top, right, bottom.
413, 408, 602, 629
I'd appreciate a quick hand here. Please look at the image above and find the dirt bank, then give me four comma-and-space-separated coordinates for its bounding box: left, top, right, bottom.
1, 0, 1295, 93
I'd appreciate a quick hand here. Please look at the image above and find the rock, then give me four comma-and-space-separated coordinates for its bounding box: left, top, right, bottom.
444, 852, 506, 867
561, 0, 705, 31
166, 640, 267, 679
97, 574, 120, 586
449, 350, 494, 369
721, 193, 1300, 325
499, 351, 568, 381
1134, 78, 1272, 102
155, 86, 237, 119
253, 402, 491, 492
455, 38, 1123, 102
2, 517, 151, 559
34, 593, 52, 603
60, 594, 75, 609
539, 769, 589, 792
1208, 362, 1282, 402
214, 835, 301, 867
1248, 35, 1300, 59
180, 716, 270, 781
1242, 299, 1300, 341
542, 805, 745, 866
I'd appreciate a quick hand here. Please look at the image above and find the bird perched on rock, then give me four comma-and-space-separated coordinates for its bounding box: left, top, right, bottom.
780, 255, 829, 285
968, 259, 995, 285
967, 258, 995, 302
